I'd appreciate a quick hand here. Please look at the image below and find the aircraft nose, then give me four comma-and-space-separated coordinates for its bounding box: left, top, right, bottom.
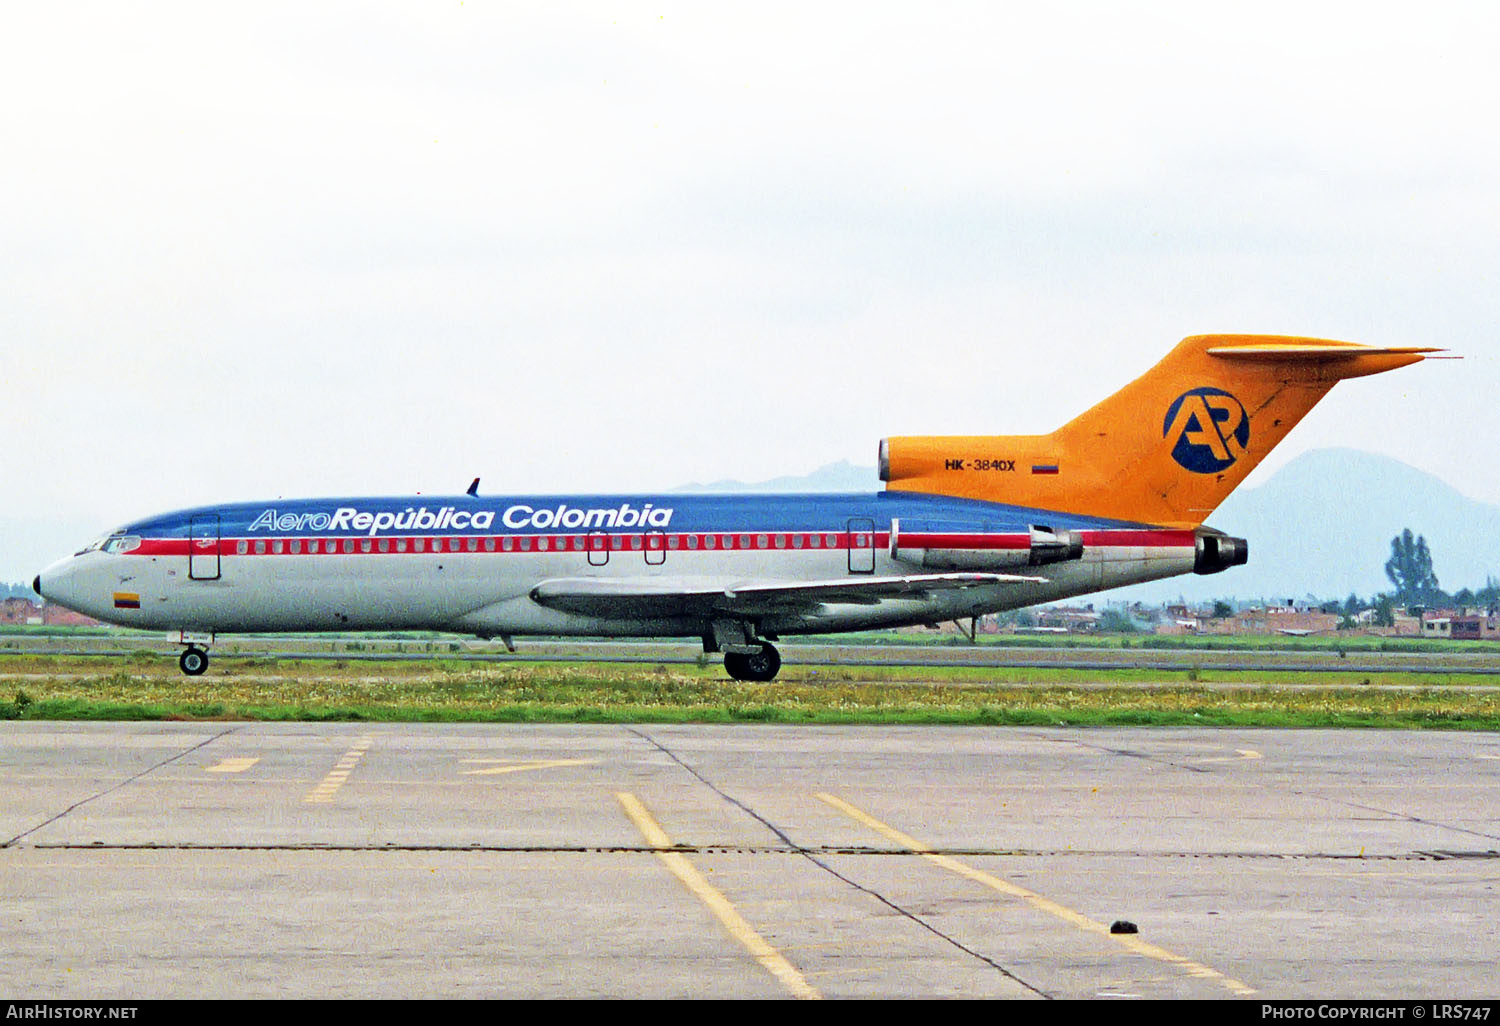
33, 575, 41, 596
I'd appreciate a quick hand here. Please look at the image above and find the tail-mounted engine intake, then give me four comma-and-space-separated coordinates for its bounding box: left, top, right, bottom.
1027, 525, 1085, 566
890, 520, 1084, 571
1193, 529, 1248, 575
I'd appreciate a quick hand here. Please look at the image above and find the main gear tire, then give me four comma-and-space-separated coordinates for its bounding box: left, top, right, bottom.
723, 643, 781, 682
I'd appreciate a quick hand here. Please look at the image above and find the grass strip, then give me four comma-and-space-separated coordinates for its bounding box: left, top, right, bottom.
4, 658, 1500, 729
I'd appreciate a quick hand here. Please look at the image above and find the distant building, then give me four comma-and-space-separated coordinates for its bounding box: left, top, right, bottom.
1, 596, 42, 625
40, 603, 101, 627
1035, 607, 1099, 633
1189, 605, 1341, 637
1424, 611, 1500, 641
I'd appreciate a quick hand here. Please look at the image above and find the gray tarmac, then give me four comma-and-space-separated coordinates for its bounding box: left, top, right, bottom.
2, 722, 1499, 999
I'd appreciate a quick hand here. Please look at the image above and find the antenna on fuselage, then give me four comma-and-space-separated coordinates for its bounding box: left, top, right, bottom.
466, 477, 480, 497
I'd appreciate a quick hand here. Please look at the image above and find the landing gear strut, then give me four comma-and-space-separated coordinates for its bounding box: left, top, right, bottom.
178, 646, 209, 676
706, 619, 784, 682
723, 642, 781, 683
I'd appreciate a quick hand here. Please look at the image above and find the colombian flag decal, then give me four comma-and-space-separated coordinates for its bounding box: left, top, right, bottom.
113, 592, 140, 610
1031, 463, 1060, 475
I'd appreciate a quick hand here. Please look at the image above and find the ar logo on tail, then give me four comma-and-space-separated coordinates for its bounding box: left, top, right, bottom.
1163, 388, 1249, 473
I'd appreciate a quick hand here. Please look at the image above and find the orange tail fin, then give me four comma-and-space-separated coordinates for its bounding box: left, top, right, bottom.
880, 334, 1439, 527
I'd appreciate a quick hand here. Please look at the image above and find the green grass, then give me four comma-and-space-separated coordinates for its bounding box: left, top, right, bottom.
3, 655, 1499, 728
815, 628, 1492, 654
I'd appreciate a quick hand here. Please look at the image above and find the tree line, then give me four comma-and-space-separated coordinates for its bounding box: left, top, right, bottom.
1260, 529, 1496, 628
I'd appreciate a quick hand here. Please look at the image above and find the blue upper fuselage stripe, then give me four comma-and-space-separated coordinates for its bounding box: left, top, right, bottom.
122, 492, 1155, 538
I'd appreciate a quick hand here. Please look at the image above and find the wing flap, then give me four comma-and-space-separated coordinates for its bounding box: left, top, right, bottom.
529, 572, 1043, 620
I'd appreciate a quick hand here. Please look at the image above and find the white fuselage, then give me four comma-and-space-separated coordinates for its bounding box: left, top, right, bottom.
37, 491, 1204, 641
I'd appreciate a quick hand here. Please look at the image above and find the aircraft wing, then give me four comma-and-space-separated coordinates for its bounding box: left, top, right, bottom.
529, 572, 1043, 619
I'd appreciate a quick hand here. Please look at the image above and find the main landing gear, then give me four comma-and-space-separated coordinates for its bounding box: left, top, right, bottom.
707, 619, 782, 682
723, 642, 781, 683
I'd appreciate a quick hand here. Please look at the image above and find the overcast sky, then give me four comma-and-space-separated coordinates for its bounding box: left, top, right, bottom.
4, 2, 1497, 574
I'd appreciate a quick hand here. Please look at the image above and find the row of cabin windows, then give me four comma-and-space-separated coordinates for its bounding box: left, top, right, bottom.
230, 532, 868, 556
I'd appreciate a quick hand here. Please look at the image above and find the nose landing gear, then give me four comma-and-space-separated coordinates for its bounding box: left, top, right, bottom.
172, 632, 215, 676
178, 646, 210, 676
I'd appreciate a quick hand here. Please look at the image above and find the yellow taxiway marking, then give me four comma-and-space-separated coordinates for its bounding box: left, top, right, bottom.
1194, 749, 1263, 764
616, 792, 820, 1001
304, 735, 374, 804
460, 758, 599, 776
815, 792, 1255, 998
206, 758, 260, 773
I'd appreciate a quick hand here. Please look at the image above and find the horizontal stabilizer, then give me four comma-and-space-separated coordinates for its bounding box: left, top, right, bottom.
1206, 344, 1443, 360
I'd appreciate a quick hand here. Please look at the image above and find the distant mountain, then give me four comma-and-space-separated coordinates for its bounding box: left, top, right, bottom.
1105, 448, 1500, 604
678, 450, 1500, 604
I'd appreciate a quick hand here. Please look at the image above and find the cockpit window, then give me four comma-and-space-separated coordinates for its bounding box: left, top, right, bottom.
77, 527, 137, 556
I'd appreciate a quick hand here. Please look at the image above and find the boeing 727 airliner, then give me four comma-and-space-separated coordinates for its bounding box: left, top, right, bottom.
35, 335, 1437, 679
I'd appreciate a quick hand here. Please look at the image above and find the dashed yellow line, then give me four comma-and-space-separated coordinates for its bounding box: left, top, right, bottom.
616, 792, 820, 1001
461, 758, 599, 776
207, 758, 260, 773
815, 792, 1255, 997
304, 735, 374, 804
